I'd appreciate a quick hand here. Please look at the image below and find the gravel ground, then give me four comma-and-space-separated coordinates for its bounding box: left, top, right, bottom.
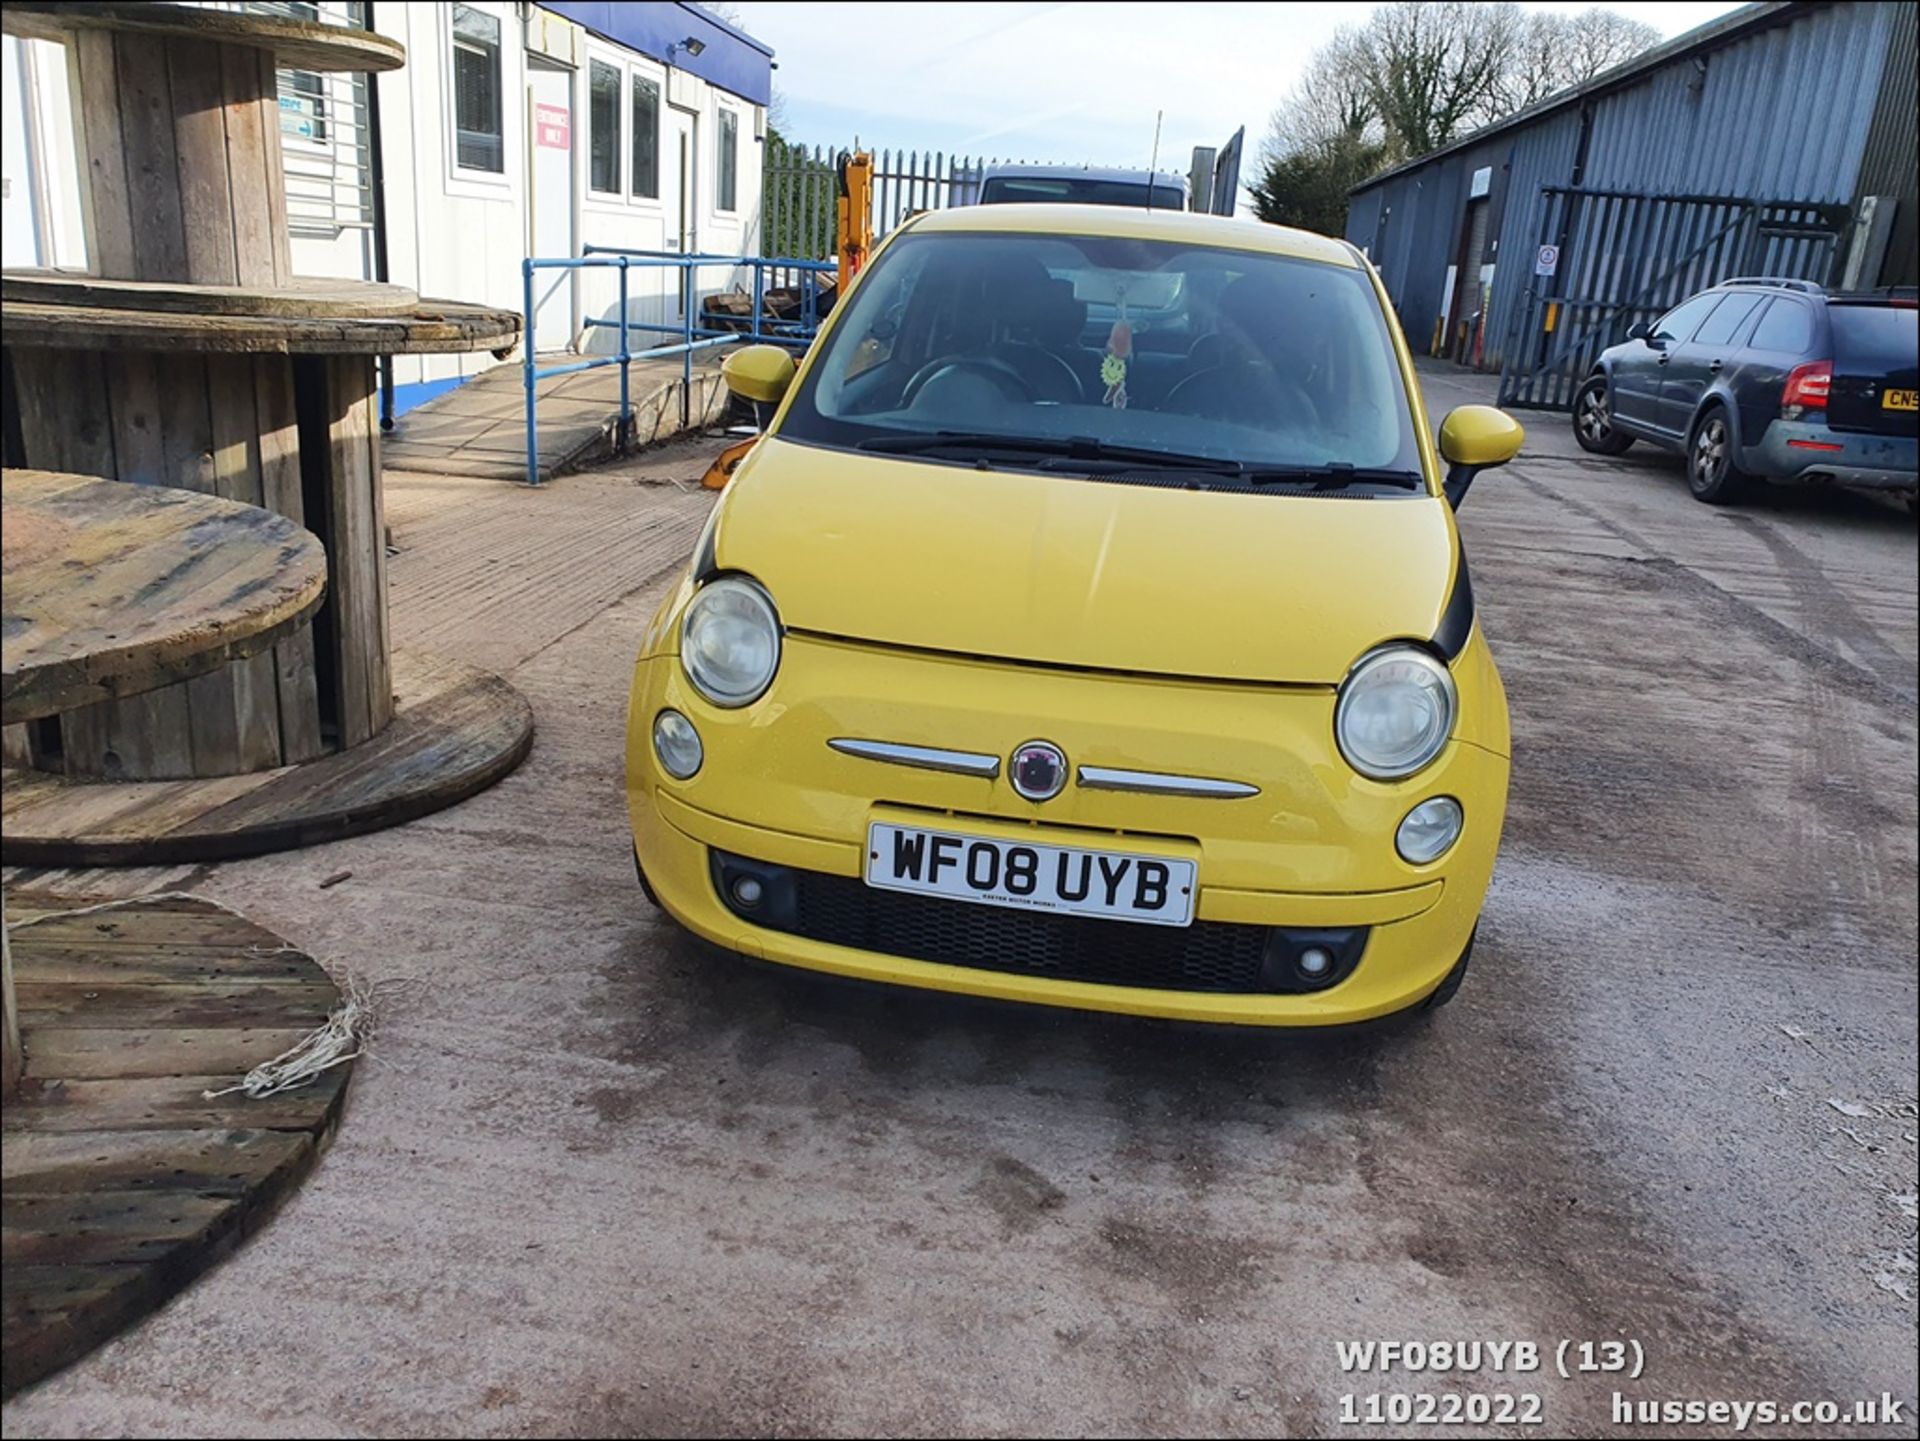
4, 372, 1914, 1438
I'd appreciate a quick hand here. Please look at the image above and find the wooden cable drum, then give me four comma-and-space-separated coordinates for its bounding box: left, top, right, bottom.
0, 3, 405, 73
0, 0, 531, 853
5, 352, 389, 778
1, 272, 423, 319
1, 469, 327, 727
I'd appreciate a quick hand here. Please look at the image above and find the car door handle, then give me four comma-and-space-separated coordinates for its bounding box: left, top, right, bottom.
1708, 359, 1724, 373
1656, 354, 1670, 366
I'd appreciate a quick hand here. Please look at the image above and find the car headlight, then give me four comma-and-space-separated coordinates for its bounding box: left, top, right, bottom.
1335, 645, 1456, 779
680, 576, 781, 707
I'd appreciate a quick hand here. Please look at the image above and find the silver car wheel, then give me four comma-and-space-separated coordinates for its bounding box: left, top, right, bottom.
1578, 386, 1612, 442
1692, 416, 1727, 486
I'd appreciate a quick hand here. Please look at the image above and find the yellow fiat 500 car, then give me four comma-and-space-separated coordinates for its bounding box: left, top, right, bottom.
627, 204, 1523, 1027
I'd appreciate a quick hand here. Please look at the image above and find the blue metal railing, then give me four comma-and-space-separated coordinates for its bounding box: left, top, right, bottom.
519, 249, 836, 487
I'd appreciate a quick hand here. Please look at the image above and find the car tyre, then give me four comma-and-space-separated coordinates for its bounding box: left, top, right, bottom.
1573, 375, 1634, 455
633, 845, 664, 910
1419, 925, 1477, 1011
1686, 404, 1755, 505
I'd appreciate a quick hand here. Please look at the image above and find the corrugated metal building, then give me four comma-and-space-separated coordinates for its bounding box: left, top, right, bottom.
1346, 1, 1918, 407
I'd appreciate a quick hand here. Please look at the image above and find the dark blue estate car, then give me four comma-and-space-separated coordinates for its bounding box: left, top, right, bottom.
1574, 279, 1919, 505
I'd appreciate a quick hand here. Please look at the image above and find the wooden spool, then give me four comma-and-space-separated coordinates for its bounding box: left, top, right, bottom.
6, 350, 389, 777
0, 3, 523, 796
2, 2, 403, 290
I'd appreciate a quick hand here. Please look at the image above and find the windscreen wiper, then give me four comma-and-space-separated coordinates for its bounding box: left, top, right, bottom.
855, 431, 1246, 475
1243, 464, 1427, 491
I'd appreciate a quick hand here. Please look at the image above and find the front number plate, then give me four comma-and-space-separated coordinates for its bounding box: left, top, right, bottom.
865, 822, 1196, 927
1884, 388, 1918, 411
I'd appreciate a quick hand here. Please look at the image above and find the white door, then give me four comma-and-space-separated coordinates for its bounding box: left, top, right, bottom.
666, 107, 697, 322
527, 62, 574, 351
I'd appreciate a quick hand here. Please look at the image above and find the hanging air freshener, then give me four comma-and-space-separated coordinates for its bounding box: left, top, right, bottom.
1102, 286, 1132, 409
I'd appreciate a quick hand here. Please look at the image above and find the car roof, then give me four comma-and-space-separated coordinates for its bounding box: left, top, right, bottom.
907, 203, 1360, 268
980, 163, 1186, 188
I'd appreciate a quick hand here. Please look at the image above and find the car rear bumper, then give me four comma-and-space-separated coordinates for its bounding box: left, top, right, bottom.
1751, 421, 1918, 491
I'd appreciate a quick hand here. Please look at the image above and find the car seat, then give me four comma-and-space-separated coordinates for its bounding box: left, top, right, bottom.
1165, 274, 1322, 430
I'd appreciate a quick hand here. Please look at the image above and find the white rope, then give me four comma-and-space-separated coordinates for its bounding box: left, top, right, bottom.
202, 975, 379, 1099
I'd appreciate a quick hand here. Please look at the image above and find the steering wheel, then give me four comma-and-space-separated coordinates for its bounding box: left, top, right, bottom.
901, 354, 1040, 408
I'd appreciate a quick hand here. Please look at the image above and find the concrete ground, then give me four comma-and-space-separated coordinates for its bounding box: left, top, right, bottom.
4, 371, 1915, 1438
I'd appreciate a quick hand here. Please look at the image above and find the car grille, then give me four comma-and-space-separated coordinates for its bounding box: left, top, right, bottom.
775, 866, 1275, 993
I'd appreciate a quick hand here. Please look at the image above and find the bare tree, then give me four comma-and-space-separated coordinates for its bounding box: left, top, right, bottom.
1348, 1, 1525, 158
1261, 29, 1378, 173
1500, 8, 1662, 112
1253, 2, 1665, 236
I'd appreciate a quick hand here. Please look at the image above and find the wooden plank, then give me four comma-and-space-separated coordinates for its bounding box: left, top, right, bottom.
0, 765, 274, 843
68, 30, 136, 280
255, 50, 294, 288
2, 1067, 349, 1134
6, 950, 324, 987
323, 356, 386, 747
255, 360, 325, 763
0, 300, 522, 356
3, 1192, 235, 1266
23, 1028, 317, 1081
112, 30, 190, 284
152, 354, 248, 776
0, 651, 532, 866
207, 356, 283, 770
165, 36, 238, 287
5, 350, 117, 478
9, 903, 289, 949
0, 273, 422, 318
2, 1263, 155, 1399
14, 983, 339, 1030
220, 39, 278, 289
1, 1128, 310, 1196
93, 353, 196, 774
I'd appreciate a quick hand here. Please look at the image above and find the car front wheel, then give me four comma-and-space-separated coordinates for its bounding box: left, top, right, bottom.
1573, 375, 1635, 455
1686, 405, 1755, 504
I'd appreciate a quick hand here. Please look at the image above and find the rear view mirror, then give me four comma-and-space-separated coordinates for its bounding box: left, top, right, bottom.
721, 344, 797, 407
1438, 405, 1526, 508
1626, 321, 1651, 342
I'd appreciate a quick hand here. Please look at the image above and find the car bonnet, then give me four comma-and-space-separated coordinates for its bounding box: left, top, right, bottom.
711, 438, 1458, 686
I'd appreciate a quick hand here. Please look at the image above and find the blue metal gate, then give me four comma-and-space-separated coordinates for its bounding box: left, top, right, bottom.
1497, 186, 1851, 410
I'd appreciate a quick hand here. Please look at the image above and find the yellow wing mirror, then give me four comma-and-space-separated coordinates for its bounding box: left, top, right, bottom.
721, 344, 797, 407
1437, 405, 1525, 508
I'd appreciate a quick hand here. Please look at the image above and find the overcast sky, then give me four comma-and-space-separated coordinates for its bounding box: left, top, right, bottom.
729, 1, 1749, 173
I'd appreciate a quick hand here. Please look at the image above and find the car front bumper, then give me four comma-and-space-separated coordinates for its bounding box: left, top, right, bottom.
625, 633, 1510, 1028
1751, 421, 1918, 491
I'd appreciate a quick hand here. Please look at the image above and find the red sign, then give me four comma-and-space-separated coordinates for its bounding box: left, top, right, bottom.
535, 104, 570, 150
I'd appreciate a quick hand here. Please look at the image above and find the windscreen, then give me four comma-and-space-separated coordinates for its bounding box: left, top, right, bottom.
980, 176, 1187, 209
779, 229, 1422, 478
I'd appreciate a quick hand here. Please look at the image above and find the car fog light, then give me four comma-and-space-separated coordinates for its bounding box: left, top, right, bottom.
731, 876, 764, 908
1297, 946, 1334, 979
1397, 796, 1464, 864
653, 709, 703, 780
